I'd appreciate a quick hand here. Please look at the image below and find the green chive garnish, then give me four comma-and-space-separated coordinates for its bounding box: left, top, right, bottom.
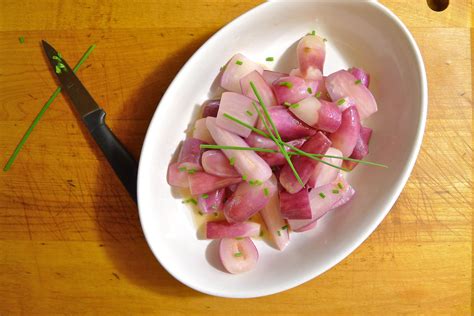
263, 188, 269, 196
290, 103, 300, 109
319, 192, 326, 199
229, 157, 235, 166
278, 81, 293, 88
236, 60, 243, 65
19, 36, 25, 44
307, 87, 313, 94
315, 91, 322, 98
355, 79, 362, 85
337, 182, 344, 189
201, 194, 209, 199
310, 30, 316, 36
178, 167, 186, 172
183, 198, 198, 205
246, 110, 253, 116
337, 98, 345, 105
3, 44, 96, 172
242, 175, 248, 181
234, 252, 243, 257
266, 57, 274, 61
187, 168, 197, 174
332, 189, 339, 194
281, 225, 288, 230
283, 101, 291, 107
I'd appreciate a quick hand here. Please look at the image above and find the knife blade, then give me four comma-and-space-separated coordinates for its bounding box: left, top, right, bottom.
42, 40, 138, 203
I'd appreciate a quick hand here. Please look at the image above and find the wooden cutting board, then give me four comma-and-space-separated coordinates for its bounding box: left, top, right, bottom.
0, 1, 471, 314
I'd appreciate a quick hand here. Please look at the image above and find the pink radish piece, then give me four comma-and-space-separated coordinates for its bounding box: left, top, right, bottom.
206, 221, 261, 239
279, 188, 312, 219
202, 99, 220, 118
317, 100, 342, 133
325, 70, 377, 119
167, 162, 189, 188
329, 105, 361, 156
308, 147, 343, 188
220, 53, 263, 93
198, 188, 225, 214
272, 76, 314, 105
344, 126, 373, 170
177, 138, 204, 171
260, 176, 289, 250
348, 67, 370, 88
297, 34, 326, 76
256, 106, 316, 141
289, 96, 321, 127
202, 150, 240, 178
262, 70, 287, 86
279, 131, 332, 193
188, 172, 241, 195
219, 237, 258, 274
224, 176, 277, 223
240, 70, 277, 107
206, 117, 272, 181
216, 92, 258, 138
290, 67, 323, 81
193, 118, 214, 144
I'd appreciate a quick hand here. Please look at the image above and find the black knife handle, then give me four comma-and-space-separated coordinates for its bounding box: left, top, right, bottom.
84, 109, 138, 203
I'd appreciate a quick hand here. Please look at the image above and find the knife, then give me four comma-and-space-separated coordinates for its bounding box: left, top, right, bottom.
41, 40, 138, 203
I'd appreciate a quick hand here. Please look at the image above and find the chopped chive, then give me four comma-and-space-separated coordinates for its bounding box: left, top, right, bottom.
278, 81, 293, 88
319, 192, 326, 199
337, 98, 345, 105
309, 30, 316, 36
234, 252, 243, 257
178, 167, 186, 172
307, 87, 313, 94
229, 157, 235, 166
236, 60, 243, 65
337, 182, 344, 189
242, 175, 248, 181
283, 101, 291, 107
19, 36, 25, 44
281, 225, 288, 230
290, 103, 300, 109
187, 168, 197, 174
355, 79, 362, 85
263, 188, 269, 196
235, 237, 243, 240
266, 57, 274, 62
259, 230, 264, 237
315, 91, 322, 98
277, 230, 281, 236
332, 189, 339, 194
201, 194, 209, 199
249, 180, 255, 185
183, 198, 198, 205
3, 44, 96, 172
245, 110, 253, 116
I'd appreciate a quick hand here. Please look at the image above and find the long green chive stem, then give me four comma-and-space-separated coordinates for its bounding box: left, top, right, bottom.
3, 44, 96, 172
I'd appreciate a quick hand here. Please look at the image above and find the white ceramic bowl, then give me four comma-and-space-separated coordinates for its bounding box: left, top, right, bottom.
137, 0, 427, 298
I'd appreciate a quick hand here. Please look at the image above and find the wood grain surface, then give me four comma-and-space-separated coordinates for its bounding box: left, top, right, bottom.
0, 0, 472, 314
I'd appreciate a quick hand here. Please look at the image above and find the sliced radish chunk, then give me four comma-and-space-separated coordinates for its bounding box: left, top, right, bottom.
290, 67, 323, 81
317, 100, 342, 133
224, 175, 277, 223
206, 221, 261, 239
202, 99, 220, 118
348, 67, 370, 88
240, 70, 277, 107
193, 118, 214, 144
325, 70, 377, 119
308, 147, 343, 188
260, 176, 289, 250
256, 106, 316, 141
279, 188, 312, 219
297, 34, 326, 76
167, 162, 189, 188
344, 126, 372, 170
202, 150, 240, 178
257, 138, 307, 167
262, 70, 287, 86
288, 96, 321, 127
331, 184, 356, 209
272, 76, 314, 105
220, 53, 264, 93
188, 172, 241, 195
329, 105, 361, 156
216, 92, 258, 138
219, 237, 258, 274
177, 138, 204, 171
279, 131, 332, 193
198, 188, 225, 214
206, 117, 273, 182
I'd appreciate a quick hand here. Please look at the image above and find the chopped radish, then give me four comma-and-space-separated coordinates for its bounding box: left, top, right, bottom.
202, 150, 240, 178
297, 34, 326, 76
348, 67, 370, 88
262, 70, 287, 86
272, 76, 314, 104
206, 221, 261, 239
188, 172, 241, 195
329, 105, 361, 156
219, 237, 258, 274
240, 70, 277, 107
216, 92, 258, 138
308, 147, 343, 188
279, 188, 312, 219
202, 99, 220, 118
220, 53, 263, 93
167, 162, 189, 188
344, 126, 372, 170
193, 118, 214, 144
317, 100, 342, 133
177, 138, 204, 171
198, 188, 225, 214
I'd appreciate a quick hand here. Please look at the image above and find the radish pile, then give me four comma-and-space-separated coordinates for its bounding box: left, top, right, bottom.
167, 33, 379, 274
